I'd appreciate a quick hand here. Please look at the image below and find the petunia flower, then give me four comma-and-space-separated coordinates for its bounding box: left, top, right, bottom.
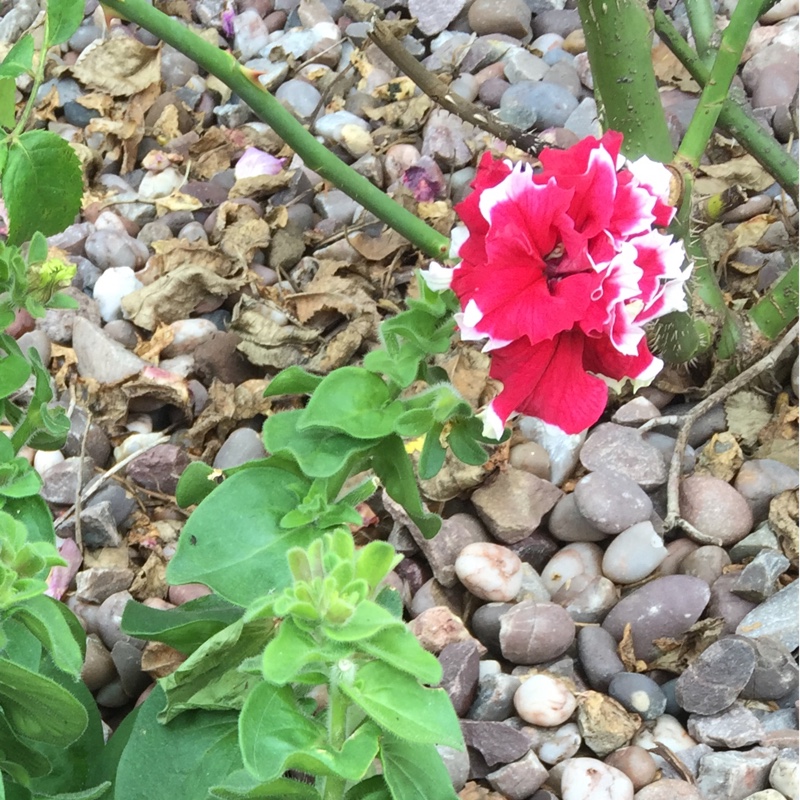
421, 132, 690, 437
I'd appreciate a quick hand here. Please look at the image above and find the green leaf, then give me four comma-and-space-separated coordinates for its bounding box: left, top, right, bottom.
211, 771, 321, 799
358, 626, 442, 685
120, 594, 243, 655
239, 684, 380, 783
2, 130, 83, 245
343, 776, 392, 800
363, 347, 421, 389
2, 495, 56, 549
0, 709, 52, 784
0, 657, 87, 746
446, 419, 488, 467
27, 232, 48, 265
418, 427, 446, 481
355, 540, 399, 591
174, 461, 217, 508
261, 617, 326, 685
323, 601, 400, 643
263, 410, 377, 479
380, 736, 459, 800
158, 617, 273, 724
45, 0, 85, 47
339, 661, 462, 748
9, 595, 83, 676
0, 36, 34, 79
300, 368, 404, 440
263, 365, 323, 397
113, 685, 241, 800
167, 466, 316, 606
370, 435, 440, 539
33, 784, 111, 800
0, 350, 30, 398
43, 292, 79, 311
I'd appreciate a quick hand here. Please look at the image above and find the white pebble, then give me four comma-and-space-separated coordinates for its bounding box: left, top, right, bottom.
541, 542, 603, 595
162, 318, 218, 358
633, 714, 697, 755
537, 722, 582, 765
33, 449, 65, 477
514, 674, 577, 727
114, 431, 163, 462
454, 542, 522, 601
561, 757, 634, 800
138, 167, 184, 200
602, 521, 668, 584
93, 267, 143, 322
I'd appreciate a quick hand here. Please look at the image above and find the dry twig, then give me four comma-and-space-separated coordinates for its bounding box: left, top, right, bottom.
367, 20, 543, 155
640, 322, 799, 542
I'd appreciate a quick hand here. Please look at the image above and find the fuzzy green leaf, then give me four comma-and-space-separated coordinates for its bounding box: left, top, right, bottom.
0, 35, 34, 79
263, 365, 323, 397
2, 130, 83, 245
358, 626, 442, 685
380, 736, 459, 800
45, 0, 85, 47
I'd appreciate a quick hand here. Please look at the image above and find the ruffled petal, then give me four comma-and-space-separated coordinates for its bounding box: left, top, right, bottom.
487, 333, 610, 435
583, 333, 661, 385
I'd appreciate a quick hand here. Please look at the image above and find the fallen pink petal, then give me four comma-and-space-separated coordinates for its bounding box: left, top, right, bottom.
234, 146, 285, 180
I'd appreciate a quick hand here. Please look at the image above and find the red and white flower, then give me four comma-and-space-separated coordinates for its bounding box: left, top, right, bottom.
422, 132, 690, 437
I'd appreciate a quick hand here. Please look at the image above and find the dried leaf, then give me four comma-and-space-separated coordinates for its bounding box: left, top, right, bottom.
652, 42, 701, 92
228, 172, 293, 201
72, 34, 162, 96
770, 489, 799, 567
725, 390, 773, 448
134, 323, 175, 361
348, 228, 408, 261
188, 126, 234, 180
130, 550, 169, 600
141, 641, 187, 678
694, 432, 744, 481
648, 617, 726, 673
618, 623, 646, 673
576, 691, 640, 757
695, 154, 776, 196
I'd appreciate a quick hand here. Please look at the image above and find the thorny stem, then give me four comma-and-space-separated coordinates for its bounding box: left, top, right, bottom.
99, 0, 451, 259
640, 321, 799, 542
675, 0, 764, 173
654, 8, 798, 198
684, 0, 717, 66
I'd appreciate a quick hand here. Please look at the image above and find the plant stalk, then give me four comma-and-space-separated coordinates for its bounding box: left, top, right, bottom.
577, 0, 673, 162
684, 0, 717, 65
654, 8, 798, 197
321, 676, 348, 800
675, 0, 764, 172
99, 0, 451, 259
749, 262, 799, 338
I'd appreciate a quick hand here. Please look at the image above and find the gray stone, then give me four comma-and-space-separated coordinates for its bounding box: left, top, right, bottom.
734, 459, 799, 524
84, 482, 137, 529
769, 751, 799, 800
75, 567, 134, 604
63, 406, 112, 467
574, 469, 653, 534
542, 60, 581, 98
499, 601, 575, 664
675, 637, 757, 715
730, 523, 781, 562
84, 229, 149, 271
111, 640, 150, 698
507, 531, 559, 573
517, 81, 579, 129
439, 640, 481, 717
519, 416, 584, 486
437, 744, 469, 792
577, 625, 624, 692
468, 0, 533, 38
564, 97, 602, 139
502, 47, 549, 83
498, 80, 540, 129
548, 494, 607, 542
36, 286, 102, 345
608, 673, 667, 721
696, 746, 778, 800
72, 317, 146, 384
409, 0, 466, 35
95, 677, 130, 708
471, 602, 512, 653
81, 634, 117, 692
552, 574, 618, 624
679, 474, 754, 546
421, 109, 475, 169
580, 423, 667, 489
462, 720, 532, 766
275, 79, 322, 121
472, 468, 562, 544
125, 444, 190, 496
487, 751, 549, 800
16, 329, 51, 364
740, 635, 800, 701
642, 431, 696, 474
213, 428, 267, 470
41, 456, 95, 505
531, 9, 581, 38
79, 503, 122, 549
678, 545, 731, 587
708, 573, 758, 634
633, 778, 704, 799
602, 575, 710, 661
96, 591, 143, 651
733, 549, 791, 602
736, 579, 799, 652
688, 703, 765, 748
467, 672, 521, 721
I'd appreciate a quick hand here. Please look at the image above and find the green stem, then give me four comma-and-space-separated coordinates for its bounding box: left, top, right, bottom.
654, 8, 798, 198
577, 0, 673, 162
99, 0, 451, 258
749, 263, 799, 338
321, 677, 348, 800
676, 0, 764, 171
684, 0, 717, 65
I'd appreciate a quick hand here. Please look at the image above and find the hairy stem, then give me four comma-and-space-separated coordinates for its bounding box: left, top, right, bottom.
99, 0, 451, 258
654, 8, 798, 197
577, 0, 673, 162
684, 0, 717, 65
321, 677, 348, 800
676, 0, 764, 172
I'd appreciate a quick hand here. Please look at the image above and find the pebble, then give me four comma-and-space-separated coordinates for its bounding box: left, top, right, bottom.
313, 110, 369, 143
602, 575, 710, 661
678, 474, 754, 545
564, 96, 602, 138
76, 567, 134, 604
577, 626, 625, 692
514, 673, 577, 726
275, 79, 322, 121
509, 441, 551, 480
41, 457, 95, 505
93, 267, 143, 322
439, 640, 481, 716
734, 459, 799, 523
733, 548, 790, 602
471, 468, 562, 543
678, 545, 731, 587
408, 606, 474, 653
602, 522, 668, 584
468, 0, 532, 38
498, 601, 575, 664
212, 428, 267, 469
560, 757, 634, 800
78, 503, 122, 549
85, 228, 149, 271
72, 317, 145, 383
533, 722, 582, 765
503, 48, 549, 83
769, 752, 798, 799
552, 574, 618, 624
675, 637, 757, 714
643, 432, 696, 474
487, 750, 549, 800
138, 167, 184, 200
409, 0, 467, 35
730, 523, 781, 562
85, 482, 137, 529
519, 416, 585, 486
438, 744, 469, 792
531, 9, 581, 38
461, 719, 531, 765
125, 444, 190, 495
580, 424, 667, 490
422, 109, 475, 168
161, 318, 219, 358
695, 746, 779, 800
471, 602, 513, 653
548, 494, 607, 543
81, 634, 117, 692
736, 579, 799, 651
608, 673, 667, 721
633, 778, 704, 799
467, 672, 521, 721
577, 691, 641, 758
604, 746, 657, 792
455, 542, 523, 601
36, 286, 102, 344
741, 635, 799, 700
687, 703, 764, 748
574, 469, 653, 534
541, 541, 603, 595
95, 591, 142, 651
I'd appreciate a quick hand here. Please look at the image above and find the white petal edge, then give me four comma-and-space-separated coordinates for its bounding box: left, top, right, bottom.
419, 261, 455, 292
479, 405, 506, 440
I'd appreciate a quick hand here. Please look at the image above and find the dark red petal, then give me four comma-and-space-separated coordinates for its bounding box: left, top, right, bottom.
582, 333, 659, 382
